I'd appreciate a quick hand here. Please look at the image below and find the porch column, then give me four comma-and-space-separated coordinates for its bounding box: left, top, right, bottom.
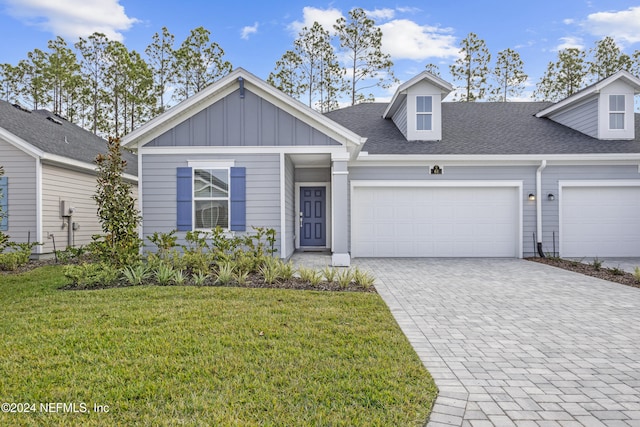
331, 153, 350, 267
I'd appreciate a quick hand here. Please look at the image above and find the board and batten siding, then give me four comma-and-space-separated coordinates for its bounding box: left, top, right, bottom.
547, 97, 598, 138
141, 153, 282, 253
0, 140, 37, 245
147, 89, 342, 148
349, 165, 537, 256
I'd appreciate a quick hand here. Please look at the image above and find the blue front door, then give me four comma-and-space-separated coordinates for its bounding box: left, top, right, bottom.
300, 187, 326, 246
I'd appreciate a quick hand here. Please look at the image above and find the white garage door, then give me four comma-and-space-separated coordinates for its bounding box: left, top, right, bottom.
351, 185, 520, 257
561, 185, 640, 257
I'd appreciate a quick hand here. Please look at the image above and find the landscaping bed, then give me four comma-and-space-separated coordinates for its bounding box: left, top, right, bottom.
527, 257, 640, 289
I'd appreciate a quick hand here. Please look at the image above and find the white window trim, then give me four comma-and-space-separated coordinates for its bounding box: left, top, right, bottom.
416, 95, 433, 131
192, 167, 231, 231
608, 94, 625, 130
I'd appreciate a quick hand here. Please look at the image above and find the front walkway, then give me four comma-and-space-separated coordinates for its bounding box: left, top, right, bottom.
292, 255, 640, 426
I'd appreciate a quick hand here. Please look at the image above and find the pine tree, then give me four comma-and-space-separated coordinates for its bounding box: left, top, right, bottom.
449, 32, 491, 101
145, 27, 175, 114
588, 36, 632, 81
490, 48, 527, 102
334, 8, 396, 105
534, 48, 587, 101
173, 27, 232, 101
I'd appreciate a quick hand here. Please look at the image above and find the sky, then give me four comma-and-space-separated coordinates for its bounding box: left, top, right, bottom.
1, 0, 640, 103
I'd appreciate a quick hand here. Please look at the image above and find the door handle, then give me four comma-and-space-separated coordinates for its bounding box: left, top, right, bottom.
299, 211, 303, 228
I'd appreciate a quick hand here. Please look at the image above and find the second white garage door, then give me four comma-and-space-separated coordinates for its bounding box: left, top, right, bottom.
560, 183, 640, 257
351, 184, 521, 257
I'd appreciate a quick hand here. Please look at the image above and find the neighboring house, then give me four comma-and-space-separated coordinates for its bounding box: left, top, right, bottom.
0, 100, 138, 257
122, 68, 640, 266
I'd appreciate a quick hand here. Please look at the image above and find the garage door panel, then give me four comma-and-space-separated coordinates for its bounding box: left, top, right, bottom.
352, 186, 519, 257
561, 185, 640, 257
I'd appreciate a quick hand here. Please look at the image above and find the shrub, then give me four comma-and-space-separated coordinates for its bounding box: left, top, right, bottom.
277, 260, 296, 281
234, 270, 249, 285
192, 270, 209, 286
260, 257, 281, 284
92, 137, 142, 267
353, 267, 376, 289
63, 263, 120, 287
591, 257, 602, 271
298, 266, 322, 285
322, 266, 336, 283
121, 263, 151, 286
155, 263, 176, 285
0, 242, 38, 271
215, 262, 235, 285
336, 269, 353, 288
634, 266, 640, 282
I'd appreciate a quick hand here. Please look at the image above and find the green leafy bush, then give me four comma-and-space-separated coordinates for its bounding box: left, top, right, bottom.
63, 263, 120, 287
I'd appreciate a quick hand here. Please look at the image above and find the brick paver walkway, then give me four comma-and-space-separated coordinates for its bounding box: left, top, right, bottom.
351, 258, 640, 427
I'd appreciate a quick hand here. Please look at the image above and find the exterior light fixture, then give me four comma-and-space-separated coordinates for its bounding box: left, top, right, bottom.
547, 193, 555, 201
528, 193, 536, 201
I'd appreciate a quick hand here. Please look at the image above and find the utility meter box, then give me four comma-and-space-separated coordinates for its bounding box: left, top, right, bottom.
60, 200, 73, 217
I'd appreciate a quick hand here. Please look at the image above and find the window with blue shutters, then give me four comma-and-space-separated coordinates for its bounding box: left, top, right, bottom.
0, 176, 7, 231
176, 166, 245, 232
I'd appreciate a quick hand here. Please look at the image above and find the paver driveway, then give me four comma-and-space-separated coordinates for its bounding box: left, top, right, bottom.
354, 258, 640, 427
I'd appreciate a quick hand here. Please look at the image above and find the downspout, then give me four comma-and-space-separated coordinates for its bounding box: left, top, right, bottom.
536, 160, 547, 257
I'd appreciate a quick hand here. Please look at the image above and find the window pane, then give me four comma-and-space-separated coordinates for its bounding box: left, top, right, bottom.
610, 112, 624, 129
194, 169, 228, 198
417, 114, 432, 130
609, 95, 625, 112
195, 200, 229, 229
416, 96, 432, 113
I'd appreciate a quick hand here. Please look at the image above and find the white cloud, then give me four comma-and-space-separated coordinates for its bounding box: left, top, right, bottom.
555, 36, 584, 51
379, 19, 459, 61
288, 6, 343, 35
563, 18, 575, 25
3, 0, 137, 41
364, 8, 395, 21
584, 6, 640, 45
241, 22, 259, 40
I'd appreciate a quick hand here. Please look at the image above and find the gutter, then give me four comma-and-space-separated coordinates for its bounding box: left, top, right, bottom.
536, 160, 547, 257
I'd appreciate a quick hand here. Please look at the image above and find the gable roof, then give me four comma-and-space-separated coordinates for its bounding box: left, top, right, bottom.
325, 101, 640, 155
536, 70, 640, 118
122, 67, 366, 155
383, 71, 454, 118
0, 100, 137, 176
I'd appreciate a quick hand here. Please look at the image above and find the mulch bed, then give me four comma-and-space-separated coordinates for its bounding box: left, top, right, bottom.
527, 257, 640, 289
5, 261, 376, 293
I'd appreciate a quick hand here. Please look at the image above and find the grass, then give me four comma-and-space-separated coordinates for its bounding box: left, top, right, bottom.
0, 266, 437, 426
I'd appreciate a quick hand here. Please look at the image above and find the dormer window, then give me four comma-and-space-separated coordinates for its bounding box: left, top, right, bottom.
609, 95, 625, 130
416, 96, 433, 131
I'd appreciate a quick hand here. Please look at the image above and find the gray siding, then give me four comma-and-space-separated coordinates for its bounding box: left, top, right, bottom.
295, 168, 331, 182
349, 165, 538, 256
148, 89, 341, 147
141, 153, 281, 253
392, 101, 408, 139
0, 140, 37, 246
40, 164, 138, 253
41, 164, 101, 252
548, 97, 598, 138
284, 156, 295, 259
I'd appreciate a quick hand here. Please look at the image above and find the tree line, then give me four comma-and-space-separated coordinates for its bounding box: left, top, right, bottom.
1, 8, 639, 138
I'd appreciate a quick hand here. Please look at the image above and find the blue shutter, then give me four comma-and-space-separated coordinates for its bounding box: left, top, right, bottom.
0, 176, 7, 231
230, 167, 246, 231
176, 167, 192, 231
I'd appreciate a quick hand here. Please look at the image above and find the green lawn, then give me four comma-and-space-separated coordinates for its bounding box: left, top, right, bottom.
0, 266, 437, 426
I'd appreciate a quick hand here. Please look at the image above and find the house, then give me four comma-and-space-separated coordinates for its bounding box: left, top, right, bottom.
122, 68, 640, 266
0, 100, 138, 257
